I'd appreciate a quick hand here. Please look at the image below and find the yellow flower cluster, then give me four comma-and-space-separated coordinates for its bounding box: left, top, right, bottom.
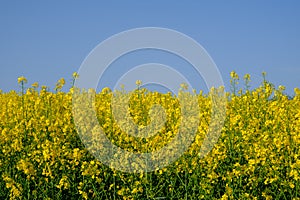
0, 72, 299, 199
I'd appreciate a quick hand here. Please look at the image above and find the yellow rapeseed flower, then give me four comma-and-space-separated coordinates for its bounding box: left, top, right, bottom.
17, 76, 27, 84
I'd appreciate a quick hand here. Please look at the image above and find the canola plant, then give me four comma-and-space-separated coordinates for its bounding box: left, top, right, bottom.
0, 72, 299, 199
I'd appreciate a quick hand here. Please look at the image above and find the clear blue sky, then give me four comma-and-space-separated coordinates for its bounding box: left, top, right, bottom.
0, 1, 299, 95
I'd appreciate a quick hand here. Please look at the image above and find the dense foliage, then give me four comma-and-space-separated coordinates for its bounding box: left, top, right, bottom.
0, 72, 299, 199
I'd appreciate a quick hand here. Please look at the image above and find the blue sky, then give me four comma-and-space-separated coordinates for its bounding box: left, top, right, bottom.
0, 1, 299, 95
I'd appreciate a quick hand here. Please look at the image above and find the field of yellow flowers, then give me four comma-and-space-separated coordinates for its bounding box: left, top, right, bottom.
0, 72, 299, 199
